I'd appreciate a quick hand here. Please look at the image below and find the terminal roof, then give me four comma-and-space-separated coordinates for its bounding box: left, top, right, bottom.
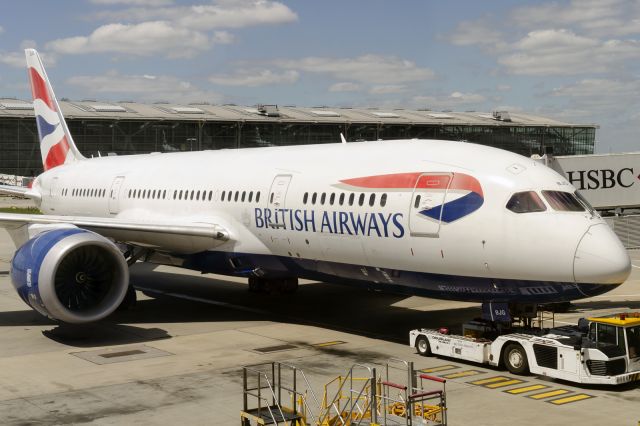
0, 98, 596, 128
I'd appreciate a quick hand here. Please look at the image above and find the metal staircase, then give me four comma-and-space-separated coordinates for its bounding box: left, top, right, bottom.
241, 362, 321, 426
240, 360, 446, 425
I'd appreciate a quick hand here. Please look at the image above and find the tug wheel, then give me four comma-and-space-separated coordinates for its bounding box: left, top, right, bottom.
416, 335, 431, 356
503, 343, 529, 375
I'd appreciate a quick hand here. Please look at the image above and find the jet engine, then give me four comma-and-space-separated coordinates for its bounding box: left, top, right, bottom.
10, 228, 129, 323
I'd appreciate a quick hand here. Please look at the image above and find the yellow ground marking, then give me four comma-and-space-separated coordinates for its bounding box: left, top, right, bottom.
469, 376, 511, 386
528, 389, 571, 400
312, 341, 346, 347
504, 384, 549, 395
484, 379, 525, 389
441, 370, 483, 379
420, 365, 458, 373
548, 394, 595, 405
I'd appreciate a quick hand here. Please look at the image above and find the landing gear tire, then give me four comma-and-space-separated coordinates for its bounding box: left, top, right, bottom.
416, 336, 431, 356
503, 343, 529, 375
248, 277, 265, 293
117, 286, 137, 311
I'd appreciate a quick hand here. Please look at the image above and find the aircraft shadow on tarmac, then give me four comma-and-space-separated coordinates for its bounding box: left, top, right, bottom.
123, 264, 483, 344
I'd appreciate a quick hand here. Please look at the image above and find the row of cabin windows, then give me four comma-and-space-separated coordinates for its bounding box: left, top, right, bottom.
125, 188, 262, 203
221, 190, 261, 203
302, 192, 387, 208
61, 188, 107, 198
128, 189, 170, 200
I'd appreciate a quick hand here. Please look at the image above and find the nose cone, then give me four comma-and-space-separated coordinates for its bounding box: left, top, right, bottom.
574, 224, 631, 284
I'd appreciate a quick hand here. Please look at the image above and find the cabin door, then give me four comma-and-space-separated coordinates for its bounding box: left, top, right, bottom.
266, 174, 292, 228
108, 176, 125, 214
408, 173, 452, 237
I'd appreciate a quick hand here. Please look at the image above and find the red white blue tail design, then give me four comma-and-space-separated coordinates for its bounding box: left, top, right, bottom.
25, 49, 84, 171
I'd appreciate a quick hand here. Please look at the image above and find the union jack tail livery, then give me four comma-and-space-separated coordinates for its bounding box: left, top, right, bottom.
25, 49, 84, 171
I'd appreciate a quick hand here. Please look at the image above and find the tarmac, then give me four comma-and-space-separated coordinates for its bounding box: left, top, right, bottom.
0, 195, 639, 425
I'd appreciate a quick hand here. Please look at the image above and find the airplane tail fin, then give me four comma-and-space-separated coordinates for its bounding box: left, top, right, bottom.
25, 49, 85, 171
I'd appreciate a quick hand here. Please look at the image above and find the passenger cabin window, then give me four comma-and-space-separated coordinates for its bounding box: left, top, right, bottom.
329, 193, 335, 205
542, 191, 585, 212
380, 193, 387, 207
369, 193, 375, 207
320, 193, 326, 205
348, 193, 354, 206
256, 192, 261, 203
339, 193, 345, 206
358, 193, 365, 206
506, 191, 546, 213
312, 193, 317, 205
303, 192, 308, 204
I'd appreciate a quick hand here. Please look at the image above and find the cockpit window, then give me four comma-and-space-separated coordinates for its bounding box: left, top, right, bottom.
574, 191, 597, 216
506, 191, 546, 213
542, 190, 585, 212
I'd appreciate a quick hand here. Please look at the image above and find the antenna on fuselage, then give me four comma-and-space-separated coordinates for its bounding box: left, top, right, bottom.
340, 133, 347, 144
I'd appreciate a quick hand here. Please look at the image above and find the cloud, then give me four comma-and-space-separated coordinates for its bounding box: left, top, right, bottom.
175, 1, 297, 30
90, 0, 173, 5
499, 29, 640, 75
0, 50, 56, 68
91, 1, 297, 30
446, 19, 505, 48
412, 92, 486, 110
329, 82, 361, 92
511, 0, 640, 37
369, 85, 407, 95
209, 69, 298, 86
443, 2, 640, 77
0, 52, 23, 68
551, 78, 640, 114
0, 25, 4, 34
275, 55, 435, 84
46, 21, 225, 58
53, 1, 295, 59
67, 71, 222, 103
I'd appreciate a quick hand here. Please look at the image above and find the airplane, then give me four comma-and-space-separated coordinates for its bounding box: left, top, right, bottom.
0, 49, 632, 325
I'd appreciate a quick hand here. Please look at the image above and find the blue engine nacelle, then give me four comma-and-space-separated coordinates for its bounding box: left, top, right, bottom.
10, 228, 129, 324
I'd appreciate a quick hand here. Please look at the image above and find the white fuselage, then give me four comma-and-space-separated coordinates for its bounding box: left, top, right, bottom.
29, 139, 630, 303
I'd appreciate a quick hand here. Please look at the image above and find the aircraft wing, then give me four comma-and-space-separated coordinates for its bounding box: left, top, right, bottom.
0, 185, 40, 199
0, 212, 230, 253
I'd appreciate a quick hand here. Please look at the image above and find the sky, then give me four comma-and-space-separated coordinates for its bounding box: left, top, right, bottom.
1, 0, 640, 153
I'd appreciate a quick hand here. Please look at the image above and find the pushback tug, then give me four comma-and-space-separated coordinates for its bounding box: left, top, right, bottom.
410, 311, 640, 385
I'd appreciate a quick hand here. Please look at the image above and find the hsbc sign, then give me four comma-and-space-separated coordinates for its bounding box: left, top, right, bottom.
548, 153, 640, 210
567, 168, 637, 190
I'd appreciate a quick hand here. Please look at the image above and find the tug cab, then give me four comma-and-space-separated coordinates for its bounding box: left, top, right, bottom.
586, 313, 640, 373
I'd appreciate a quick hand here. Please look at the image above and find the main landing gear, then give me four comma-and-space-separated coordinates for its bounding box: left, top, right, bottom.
248, 277, 299, 294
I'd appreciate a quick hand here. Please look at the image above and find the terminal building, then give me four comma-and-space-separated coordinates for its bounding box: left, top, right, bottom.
0, 98, 597, 177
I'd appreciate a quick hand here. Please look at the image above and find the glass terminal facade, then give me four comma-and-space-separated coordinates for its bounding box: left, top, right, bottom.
0, 115, 596, 177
